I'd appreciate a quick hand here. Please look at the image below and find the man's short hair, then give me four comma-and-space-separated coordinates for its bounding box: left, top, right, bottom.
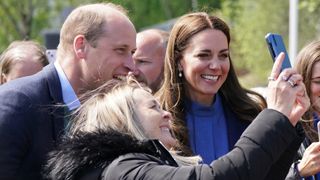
59, 3, 128, 52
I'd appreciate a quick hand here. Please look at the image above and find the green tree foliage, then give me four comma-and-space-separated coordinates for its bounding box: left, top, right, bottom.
111, 0, 192, 30
0, 0, 221, 51
299, 0, 320, 47
219, 0, 320, 88
0, 0, 319, 89
0, 0, 50, 51
222, 0, 290, 87
108, 0, 222, 31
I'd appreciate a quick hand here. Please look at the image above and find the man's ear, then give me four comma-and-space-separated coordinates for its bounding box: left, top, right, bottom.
74, 35, 86, 59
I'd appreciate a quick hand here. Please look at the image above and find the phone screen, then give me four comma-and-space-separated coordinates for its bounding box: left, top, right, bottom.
265, 33, 291, 71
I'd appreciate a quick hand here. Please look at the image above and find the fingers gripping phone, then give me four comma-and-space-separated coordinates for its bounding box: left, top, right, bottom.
265, 33, 292, 71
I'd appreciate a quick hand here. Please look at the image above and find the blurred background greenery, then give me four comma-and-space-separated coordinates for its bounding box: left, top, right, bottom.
0, 0, 319, 88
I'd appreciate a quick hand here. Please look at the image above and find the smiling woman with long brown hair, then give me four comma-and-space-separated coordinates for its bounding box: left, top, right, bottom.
157, 12, 267, 162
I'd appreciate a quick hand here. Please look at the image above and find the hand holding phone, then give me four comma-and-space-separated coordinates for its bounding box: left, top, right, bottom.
265, 33, 291, 71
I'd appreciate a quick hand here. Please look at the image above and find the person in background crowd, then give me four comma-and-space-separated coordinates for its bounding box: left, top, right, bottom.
133, 29, 169, 92
0, 40, 49, 84
0, 3, 137, 179
45, 58, 309, 179
286, 40, 320, 180
157, 12, 267, 164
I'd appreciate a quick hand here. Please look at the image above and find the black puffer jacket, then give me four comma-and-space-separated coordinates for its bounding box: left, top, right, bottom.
285, 138, 314, 180
44, 130, 177, 180
45, 109, 305, 180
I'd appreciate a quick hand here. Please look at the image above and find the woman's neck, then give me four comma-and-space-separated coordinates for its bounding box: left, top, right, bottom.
187, 93, 215, 107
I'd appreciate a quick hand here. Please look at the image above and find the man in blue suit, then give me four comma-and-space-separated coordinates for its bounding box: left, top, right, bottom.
0, 3, 137, 179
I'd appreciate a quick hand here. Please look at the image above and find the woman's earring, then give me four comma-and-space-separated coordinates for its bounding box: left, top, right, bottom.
178, 71, 182, 78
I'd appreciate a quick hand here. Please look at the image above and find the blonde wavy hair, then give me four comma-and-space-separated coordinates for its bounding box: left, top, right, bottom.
69, 77, 149, 141
68, 76, 201, 165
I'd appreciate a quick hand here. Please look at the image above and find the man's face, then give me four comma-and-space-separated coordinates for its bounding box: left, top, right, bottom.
83, 14, 137, 89
133, 32, 165, 92
1, 59, 43, 84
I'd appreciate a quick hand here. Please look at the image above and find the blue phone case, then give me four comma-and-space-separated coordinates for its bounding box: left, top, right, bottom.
265, 33, 291, 71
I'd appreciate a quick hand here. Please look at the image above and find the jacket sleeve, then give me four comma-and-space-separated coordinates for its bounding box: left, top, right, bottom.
0, 90, 34, 179
102, 109, 304, 180
285, 161, 302, 180
285, 138, 307, 180
264, 123, 304, 180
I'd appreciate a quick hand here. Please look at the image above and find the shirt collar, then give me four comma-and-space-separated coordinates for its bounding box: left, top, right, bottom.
54, 61, 80, 110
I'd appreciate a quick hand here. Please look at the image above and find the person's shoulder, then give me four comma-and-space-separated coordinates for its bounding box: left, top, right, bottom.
0, 64, 57, 96
0, 70, 56, 108
0, 75, 42, 97
110, 152, 164, 168
102, 152, 164, 179
0, 79, 38, 114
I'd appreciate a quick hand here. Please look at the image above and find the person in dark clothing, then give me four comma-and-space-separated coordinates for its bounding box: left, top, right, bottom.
45, 57, 309, 180
286, 40, 320, 179
0, 3, 137, 179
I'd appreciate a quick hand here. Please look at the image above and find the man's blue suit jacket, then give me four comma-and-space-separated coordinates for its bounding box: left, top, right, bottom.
0, 64, 65, 179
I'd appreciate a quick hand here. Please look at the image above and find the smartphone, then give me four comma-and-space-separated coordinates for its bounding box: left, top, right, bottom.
265, 33, 291, 71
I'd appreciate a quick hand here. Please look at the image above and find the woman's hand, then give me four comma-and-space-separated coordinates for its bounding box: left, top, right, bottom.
266, 53, 310, 126
298, 142, 320, 177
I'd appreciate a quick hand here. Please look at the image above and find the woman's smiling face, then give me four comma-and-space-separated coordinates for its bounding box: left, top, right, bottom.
310, 61, 320, 114
179, 29, 230, 106
133, 89, 176, 148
